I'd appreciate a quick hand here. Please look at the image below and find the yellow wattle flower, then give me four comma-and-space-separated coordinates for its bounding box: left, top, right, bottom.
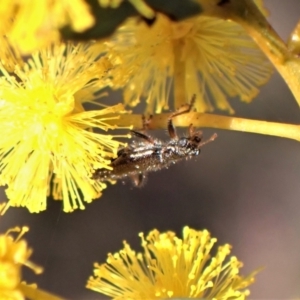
0, 0, 95, 54
87, 227, 259, 299
0, 227, 42, 300
105, 6, 272, 114
0, 42, 129, 213
0, 37, 24, 73
0, 0, 155, 54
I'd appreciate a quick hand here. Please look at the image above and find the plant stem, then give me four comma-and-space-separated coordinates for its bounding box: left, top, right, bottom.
19, 283, 66, 300
109, 113, 300, 142
199, 0, 300, 107
230, 0, 300, 107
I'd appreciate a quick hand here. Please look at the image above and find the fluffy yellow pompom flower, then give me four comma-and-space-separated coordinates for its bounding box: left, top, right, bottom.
0, 227, 43, 300
0, 43, 129, 213
87, 227, 258, 299
0, 37, 24, 73
0, 0, 95, 54
0, 0, 155, 54
104, 2, 272, 114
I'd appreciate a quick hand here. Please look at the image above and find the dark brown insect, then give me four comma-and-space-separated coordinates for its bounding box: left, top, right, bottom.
93, 96, 217, 186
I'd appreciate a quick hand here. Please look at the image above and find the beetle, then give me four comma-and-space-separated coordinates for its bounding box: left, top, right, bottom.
93, 95, 217, 186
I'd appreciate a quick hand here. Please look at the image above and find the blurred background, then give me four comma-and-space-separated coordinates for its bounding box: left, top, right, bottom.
1, 0, 300, 299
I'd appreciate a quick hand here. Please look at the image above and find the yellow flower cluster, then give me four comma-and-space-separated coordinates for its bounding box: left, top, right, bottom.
0, 43, 129, 213
0, 0, 94, 54
0, 0, 286, 298
103, 0, 272, 114
87, 227, 258, 299
0, 0, 153, 54
0, 0, 273, 213
0, 227, 42, 300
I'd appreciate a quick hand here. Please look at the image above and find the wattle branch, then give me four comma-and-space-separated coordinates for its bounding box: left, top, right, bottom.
107, 112, 300, 142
